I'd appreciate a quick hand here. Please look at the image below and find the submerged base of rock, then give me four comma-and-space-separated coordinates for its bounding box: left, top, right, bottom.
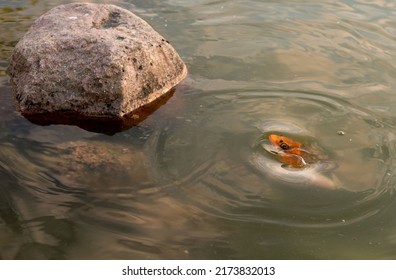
7, 3, 187, 125
25, 87, 176, 135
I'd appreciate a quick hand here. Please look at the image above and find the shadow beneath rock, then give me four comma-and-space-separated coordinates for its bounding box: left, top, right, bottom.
23, 88, 176, 135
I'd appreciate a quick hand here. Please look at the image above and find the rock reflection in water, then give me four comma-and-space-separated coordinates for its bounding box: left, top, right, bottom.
0, 135, 228, 259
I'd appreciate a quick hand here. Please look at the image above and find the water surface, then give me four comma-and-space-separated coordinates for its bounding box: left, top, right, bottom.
1, 0, 396, 259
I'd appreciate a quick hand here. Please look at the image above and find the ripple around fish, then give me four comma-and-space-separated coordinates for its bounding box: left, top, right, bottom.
246, 90, 396, 228
148, 88, 396, 230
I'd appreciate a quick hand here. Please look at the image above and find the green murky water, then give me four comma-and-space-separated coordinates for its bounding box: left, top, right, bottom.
2, 0, 396, 259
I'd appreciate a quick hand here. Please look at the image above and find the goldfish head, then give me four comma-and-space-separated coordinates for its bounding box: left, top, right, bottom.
268, 134, 306, 168
268, 134, 302, 153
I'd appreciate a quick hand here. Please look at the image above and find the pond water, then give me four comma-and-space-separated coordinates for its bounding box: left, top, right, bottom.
2, 0, 396, 259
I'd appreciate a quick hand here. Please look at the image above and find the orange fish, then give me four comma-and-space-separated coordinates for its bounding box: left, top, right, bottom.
268, 134, 307, 168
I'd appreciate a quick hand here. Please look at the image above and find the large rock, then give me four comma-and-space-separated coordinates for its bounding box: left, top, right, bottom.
7, 3, 187, 121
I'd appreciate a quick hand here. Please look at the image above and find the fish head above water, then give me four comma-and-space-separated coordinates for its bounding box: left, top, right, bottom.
268, 134, 307, 167
267, 134, 324, 168
268, 134, 303, 154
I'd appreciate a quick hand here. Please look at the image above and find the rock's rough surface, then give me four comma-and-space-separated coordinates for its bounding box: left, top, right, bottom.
7, 3, 187, 119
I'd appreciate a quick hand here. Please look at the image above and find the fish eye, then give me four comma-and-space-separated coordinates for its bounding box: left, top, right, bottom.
280, 142, 290, 150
